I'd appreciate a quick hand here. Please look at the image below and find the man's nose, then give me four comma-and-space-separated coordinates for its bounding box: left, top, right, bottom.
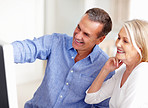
75, 32, 83, 39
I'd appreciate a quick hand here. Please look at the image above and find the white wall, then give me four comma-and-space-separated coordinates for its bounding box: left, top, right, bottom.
45, 0, 85, 36
129, 0, 148, 21
44, 0, 56, 34
0, 0, 45, 84
84, 0, 116, 40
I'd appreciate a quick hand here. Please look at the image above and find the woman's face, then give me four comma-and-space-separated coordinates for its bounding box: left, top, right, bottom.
115, 27, 140, 65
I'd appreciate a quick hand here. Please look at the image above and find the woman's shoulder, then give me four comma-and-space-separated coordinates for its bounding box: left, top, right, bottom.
139, 62, 148, 67
132, 62, 148, 84
134, 62, 148, 72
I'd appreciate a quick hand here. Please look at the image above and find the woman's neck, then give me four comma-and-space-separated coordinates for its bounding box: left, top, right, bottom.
120, 62, 141, 88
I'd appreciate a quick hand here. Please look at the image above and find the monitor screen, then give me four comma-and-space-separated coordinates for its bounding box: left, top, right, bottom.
0, 41, 18, 108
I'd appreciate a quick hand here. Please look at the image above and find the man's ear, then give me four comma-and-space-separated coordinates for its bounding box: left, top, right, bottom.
96, 35, 106, 45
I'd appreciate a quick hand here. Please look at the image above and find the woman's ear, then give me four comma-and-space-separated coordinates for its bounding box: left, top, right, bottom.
96, 36, 106, 45
139, 47, 142, 52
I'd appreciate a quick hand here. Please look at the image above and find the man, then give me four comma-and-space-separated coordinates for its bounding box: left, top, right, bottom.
12, 8, 114, 108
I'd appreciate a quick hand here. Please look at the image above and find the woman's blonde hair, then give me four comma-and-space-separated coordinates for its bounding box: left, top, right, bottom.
123, 19, 148, 62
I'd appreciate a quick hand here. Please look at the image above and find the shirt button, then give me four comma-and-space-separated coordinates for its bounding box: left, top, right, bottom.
71, 70, 73, 73
66, 82, 69, 85
60, 95, 63, 98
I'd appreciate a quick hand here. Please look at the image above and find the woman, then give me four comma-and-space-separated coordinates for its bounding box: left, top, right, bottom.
85, 19, 148, 108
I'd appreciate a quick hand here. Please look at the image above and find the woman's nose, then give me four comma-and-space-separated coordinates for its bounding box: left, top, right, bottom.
116, 40, 121, 47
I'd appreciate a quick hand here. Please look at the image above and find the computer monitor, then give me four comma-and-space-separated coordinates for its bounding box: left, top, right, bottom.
0, 41, 18, 108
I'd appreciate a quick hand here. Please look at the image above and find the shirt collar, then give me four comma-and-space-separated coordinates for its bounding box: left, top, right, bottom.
88, 45, 101, 63
67, 37, 74, 50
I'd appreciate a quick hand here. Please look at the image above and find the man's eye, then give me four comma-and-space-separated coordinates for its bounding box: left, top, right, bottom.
84, 33, 88, 36
77, 25, 81, 30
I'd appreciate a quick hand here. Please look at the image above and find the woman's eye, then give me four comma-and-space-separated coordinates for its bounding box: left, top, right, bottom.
124, 40, 128, 43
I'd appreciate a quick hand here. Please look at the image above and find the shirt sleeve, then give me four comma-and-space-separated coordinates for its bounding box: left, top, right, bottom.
11, 34, 54, 63
120, 63, 148, 108
85, 72, 119, 104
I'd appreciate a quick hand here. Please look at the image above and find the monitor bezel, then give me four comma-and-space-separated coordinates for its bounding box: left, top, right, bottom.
0, 41, 18, 108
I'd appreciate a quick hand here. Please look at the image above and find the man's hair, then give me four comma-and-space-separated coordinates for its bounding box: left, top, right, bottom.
85, 8, 112, 38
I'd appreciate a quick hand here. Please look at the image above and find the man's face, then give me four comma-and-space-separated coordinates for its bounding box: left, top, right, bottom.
72, 14, 105, 53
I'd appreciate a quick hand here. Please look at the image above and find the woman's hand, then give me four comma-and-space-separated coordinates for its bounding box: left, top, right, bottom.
103, 57, 123, 74
87, 57, 123, 93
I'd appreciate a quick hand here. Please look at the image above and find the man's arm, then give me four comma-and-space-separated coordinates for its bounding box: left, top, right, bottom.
12, 35, 53, 63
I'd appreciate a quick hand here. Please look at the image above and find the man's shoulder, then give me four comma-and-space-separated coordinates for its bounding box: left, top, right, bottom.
93, 45, 109, 61
50, 33, 72, 39
42, 33, 72, 44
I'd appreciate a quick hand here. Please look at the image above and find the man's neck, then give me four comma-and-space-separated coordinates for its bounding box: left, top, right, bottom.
74, 50, 92, 63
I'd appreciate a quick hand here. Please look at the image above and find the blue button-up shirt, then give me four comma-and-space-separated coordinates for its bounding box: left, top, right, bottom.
12, 33, 114, 108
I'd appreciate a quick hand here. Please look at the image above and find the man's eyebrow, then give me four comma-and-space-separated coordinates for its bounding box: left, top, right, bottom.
78, 24, 90, 36
84, 32, 90, 36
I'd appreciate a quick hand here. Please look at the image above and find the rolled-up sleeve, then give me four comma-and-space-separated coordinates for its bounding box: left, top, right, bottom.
11, 34, 53, 63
